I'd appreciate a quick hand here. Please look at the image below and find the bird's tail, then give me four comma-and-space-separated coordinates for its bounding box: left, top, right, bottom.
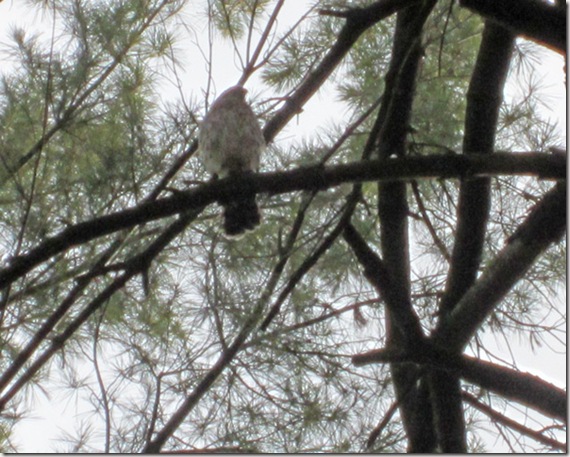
223, 193, 261, 237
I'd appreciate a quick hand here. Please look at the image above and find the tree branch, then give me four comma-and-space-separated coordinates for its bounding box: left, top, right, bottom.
440, 23, 514, 316
0, 209, 202, 412
0, 153, 564, 290
259, 197, 353, 330
463, 392, 567, 451
4, 0, 174, 184
459, 0, 566, 54
142, 263, 270, 453
354, 181, 567, 424
372, 1, 445, 451
352, 344, 567, 422
342, 223, 424, 343
262, 0, 419, 142
257, 192, 317, 331
432, 22, 514, 452
435, 181, 566, 351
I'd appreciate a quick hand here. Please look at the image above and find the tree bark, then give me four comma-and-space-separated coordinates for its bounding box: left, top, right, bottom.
0, 153, 563, 291
435, 182, 566, 351
374, 1, 437, 451
460, 0, 566, 54
353, 342, 567, 422
429, 22, 514, 452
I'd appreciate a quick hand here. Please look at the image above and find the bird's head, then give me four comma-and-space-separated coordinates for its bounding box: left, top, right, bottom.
218, 85, 247, 102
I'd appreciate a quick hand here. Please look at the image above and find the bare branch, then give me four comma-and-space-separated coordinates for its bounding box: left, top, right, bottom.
440, 22, 514, 316
239, 0, 286, 84
342, 223, 424, 343
463, 392, 567, 452
0, 153, 564, 290
263, 0, 419, 142
459, 0, 566, 54
259, 195, 358, 330
436, 181, 566, 350
0, 209, 201, 412
352, 344, 567, 421
410, 181, 450, 261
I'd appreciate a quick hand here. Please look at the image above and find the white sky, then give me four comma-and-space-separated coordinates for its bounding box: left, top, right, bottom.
0, 0, 566, 452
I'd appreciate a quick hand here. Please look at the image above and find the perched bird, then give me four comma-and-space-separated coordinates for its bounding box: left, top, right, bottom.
199, 86, 265, 237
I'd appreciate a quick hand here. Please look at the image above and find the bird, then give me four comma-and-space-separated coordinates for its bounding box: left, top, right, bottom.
198, 86, 265, 237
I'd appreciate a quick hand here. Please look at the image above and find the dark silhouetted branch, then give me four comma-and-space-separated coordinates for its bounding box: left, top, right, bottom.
460, 0, 566, 54
263, 0, 419, 142
431, 22, 514, 453
440, 23, 514, 317
436, 181, 566, 350
342, 223, 424, 343
463, 392, 567, 452
0, 153, 564, 291
352, 344, 567, 421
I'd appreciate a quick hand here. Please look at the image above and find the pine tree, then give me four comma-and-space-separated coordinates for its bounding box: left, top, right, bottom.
0, 0, 565, 452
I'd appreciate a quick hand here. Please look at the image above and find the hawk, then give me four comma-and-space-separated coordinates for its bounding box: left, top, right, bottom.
199, 86, 265, 237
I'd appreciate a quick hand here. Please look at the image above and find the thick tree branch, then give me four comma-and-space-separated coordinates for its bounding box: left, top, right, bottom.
0, 152, 564, 291
441, 22, 514, 316
342, 223, 424, 343
435, 181, 566, 351
372, 1, 444, 451
460, 0, 566, 54
427, 369, 466, 452
432, 22, 514, 452
353, 181, 566, 426
352, 345, 567, 422
262, 0, 419, 142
